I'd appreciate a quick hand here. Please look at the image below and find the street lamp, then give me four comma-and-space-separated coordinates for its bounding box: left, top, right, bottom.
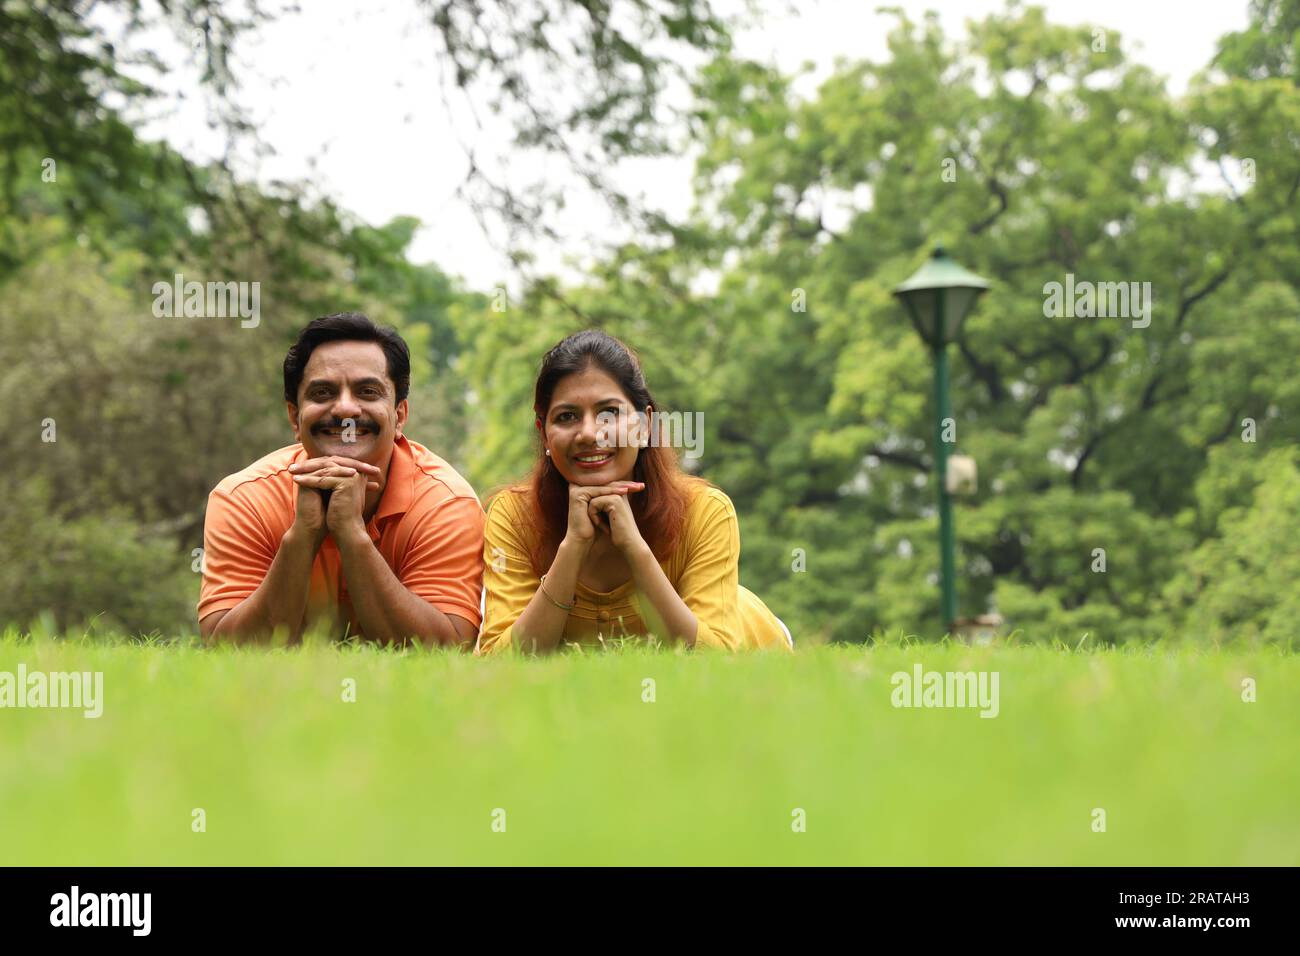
893, 245, 990, 631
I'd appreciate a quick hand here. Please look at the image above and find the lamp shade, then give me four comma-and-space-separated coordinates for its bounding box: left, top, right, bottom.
893, 246, 991, 346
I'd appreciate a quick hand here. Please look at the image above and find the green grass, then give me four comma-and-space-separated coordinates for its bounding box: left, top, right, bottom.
0, 633, 1295, 865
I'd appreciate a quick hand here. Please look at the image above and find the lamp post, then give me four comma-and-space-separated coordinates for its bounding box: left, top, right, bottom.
893, 245, 990, 631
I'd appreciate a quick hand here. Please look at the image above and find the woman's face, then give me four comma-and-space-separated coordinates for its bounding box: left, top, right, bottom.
542, 365, 648, 486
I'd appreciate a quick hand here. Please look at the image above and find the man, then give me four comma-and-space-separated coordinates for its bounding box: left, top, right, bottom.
198, 312, 485, 647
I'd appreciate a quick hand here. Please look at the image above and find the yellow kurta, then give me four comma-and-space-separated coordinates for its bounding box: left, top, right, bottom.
476, 484, 792, 654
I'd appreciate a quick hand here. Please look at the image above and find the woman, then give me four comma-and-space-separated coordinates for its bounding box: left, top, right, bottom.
476, 329, 792, 654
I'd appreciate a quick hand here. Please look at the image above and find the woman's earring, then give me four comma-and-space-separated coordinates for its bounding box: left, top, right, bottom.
545, 449, 551, 456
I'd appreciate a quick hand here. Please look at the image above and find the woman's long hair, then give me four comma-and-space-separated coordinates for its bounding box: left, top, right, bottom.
506, 329, 700, 576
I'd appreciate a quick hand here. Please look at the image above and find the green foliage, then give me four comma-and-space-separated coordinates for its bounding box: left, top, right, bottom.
1165, 448, 1300, 648
3, 0, 1298, 644
0, 482, 196, 636
445, 1, 1300, 644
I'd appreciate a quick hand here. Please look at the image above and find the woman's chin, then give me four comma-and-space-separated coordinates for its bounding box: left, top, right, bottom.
566, 465, 633, 485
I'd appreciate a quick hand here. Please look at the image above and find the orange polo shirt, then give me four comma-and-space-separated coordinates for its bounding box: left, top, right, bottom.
198, 435, 486, 637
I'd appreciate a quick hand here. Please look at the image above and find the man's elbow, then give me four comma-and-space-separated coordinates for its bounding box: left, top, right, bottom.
199, 609, 231, 643
440, 611, 480, 651
200, 607, 291, 646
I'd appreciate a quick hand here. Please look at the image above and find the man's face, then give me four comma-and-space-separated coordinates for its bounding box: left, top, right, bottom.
287, 340, 407, 464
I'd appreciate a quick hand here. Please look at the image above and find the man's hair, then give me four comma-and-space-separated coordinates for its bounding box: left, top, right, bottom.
283, 312, 411, 404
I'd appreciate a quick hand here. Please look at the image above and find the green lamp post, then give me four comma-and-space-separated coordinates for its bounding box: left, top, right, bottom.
893, 245, 990, 630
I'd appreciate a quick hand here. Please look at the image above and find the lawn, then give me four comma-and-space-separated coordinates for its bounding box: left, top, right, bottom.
0, 633, 1295, 866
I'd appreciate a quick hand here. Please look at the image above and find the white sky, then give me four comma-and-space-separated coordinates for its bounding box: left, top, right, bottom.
133, 0, 1250, 292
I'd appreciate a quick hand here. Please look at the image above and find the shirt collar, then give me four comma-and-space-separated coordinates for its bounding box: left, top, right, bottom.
374, 434, 415, 524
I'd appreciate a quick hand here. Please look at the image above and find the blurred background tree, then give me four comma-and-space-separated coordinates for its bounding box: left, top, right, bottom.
1, 0, 1295, 647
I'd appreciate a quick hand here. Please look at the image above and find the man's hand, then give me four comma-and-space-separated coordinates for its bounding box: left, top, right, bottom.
289, 456, 380, 544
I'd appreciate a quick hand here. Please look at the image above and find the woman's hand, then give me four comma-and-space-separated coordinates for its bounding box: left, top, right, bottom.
566, 481, 644, 545
588, 488, 648, 555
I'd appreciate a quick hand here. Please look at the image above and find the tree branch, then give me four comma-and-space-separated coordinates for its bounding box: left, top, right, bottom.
956, 337, 1005, 402
867, 446, 930, 473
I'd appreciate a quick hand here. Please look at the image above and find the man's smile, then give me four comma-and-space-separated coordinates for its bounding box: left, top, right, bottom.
314, 422, 378, 438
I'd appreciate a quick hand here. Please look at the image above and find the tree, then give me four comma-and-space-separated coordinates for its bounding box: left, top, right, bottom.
453, 2, 1300, 644
0, 0, 735, 275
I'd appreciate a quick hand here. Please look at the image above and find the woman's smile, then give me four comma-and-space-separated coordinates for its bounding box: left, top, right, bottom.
572, 450, 616, 470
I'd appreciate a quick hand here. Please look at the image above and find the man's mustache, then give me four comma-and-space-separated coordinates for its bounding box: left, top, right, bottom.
312, 418, 380, 434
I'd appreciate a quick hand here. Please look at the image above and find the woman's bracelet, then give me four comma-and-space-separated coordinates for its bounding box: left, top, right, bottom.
538, 574, 575, 611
